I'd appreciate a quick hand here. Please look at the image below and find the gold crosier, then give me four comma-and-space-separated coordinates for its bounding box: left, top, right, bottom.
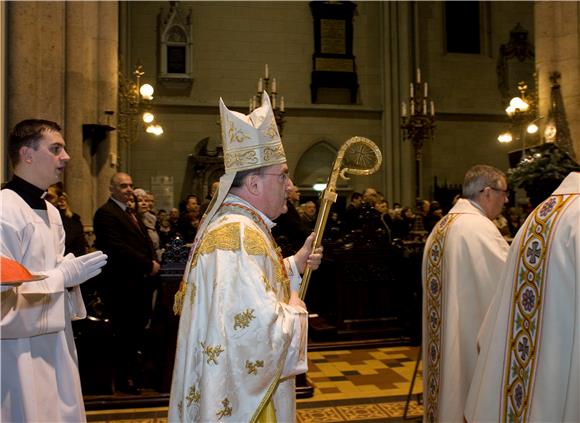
299, 136, 382, 300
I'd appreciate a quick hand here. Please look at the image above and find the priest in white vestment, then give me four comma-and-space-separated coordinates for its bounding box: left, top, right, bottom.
169, 92, 322, 422
1, 119, 107, 422
422, 164, 510, 422
465, 171, 580, 422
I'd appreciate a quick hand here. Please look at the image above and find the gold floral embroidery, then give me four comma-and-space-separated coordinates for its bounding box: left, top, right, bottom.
198, 222, 241, 257
233, 309, 255, 330
224, 150, 258, 169
244, 226, 269, 256
271, 257, 290, 300
227, 120, 251, 144
216, 398, 233, 419
173, 280, 187, 316
245, 359, 264, 375
201, 342, 224, 365
189, 282, 197, 308
263, 144, 285, 162
262, 274, 272, 292
264, 120, 279, 139
186, 384, 201, 406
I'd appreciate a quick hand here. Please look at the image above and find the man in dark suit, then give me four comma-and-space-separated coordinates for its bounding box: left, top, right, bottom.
93, 172, 160, 393
272, 183, 311, 257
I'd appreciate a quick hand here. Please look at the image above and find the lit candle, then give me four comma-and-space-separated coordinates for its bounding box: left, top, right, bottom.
258, 78, 263, 92
424, 82, 428, 97
430, 101, 435, 116
265, 64, 269, 79
272, 78, 277, 93
410, 83, 414, 98
401, 102, 407, 117
280, 96, 285, 112
416, 68, 421, 83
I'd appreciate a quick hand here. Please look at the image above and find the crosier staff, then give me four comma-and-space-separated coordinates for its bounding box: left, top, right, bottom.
299, 136, 382, 300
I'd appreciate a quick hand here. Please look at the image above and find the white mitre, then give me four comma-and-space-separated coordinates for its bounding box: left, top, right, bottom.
190, 91, 286, 249
219, 90, 286, 173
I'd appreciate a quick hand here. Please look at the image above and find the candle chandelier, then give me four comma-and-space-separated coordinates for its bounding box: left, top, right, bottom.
250, 64, 286, 135
400, 68, 436, 198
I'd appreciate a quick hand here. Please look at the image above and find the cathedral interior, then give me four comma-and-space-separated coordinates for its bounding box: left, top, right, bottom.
2, 1, 579, 421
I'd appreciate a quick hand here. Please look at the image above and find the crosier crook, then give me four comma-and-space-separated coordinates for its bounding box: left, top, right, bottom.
299, 136, 382, 300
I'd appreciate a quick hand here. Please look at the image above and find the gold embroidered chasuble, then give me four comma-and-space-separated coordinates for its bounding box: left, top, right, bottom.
422, 199, 509, 423
465, 172, 580, 423
169, 195, 308, 422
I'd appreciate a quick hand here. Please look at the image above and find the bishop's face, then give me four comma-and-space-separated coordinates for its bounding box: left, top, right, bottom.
259, 163, 290, 220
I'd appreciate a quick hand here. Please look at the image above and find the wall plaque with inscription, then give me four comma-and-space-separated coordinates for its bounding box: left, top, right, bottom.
310, 1, 358, 104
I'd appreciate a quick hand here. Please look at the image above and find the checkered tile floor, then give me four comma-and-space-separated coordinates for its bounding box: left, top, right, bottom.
297, 346, 423, 422
87, 346, 423, 422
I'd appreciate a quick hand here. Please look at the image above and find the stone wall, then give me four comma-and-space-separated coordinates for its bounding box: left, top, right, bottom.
125, 1, 536, 208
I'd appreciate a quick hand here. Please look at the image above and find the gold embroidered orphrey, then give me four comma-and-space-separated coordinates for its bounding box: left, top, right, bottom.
424, 214, 459, 423
500, 194, 575, 423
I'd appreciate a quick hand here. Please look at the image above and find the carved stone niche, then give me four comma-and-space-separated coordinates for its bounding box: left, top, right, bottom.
183, 137, 224, 202
497, 23, 535, 107
157, 1, 193, 95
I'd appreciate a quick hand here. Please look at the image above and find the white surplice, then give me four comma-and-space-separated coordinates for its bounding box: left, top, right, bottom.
1, 189, 87, 422
169, 195, 308, 422
465, 172, 580, 423
422, 198, 509, 422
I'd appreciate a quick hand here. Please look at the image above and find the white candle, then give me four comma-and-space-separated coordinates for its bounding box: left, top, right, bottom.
410, 83, 414, 98
252, 96, 257, 110
258, 78, 263, 92
430, 101, 435, 116
272, 96, 276, 109
416, 68, 421, 83
424, 82, 428, 97
401, 102, 407, 117
265, 64, 269, 79
280, 96, 285, 112
410, 101, 415, 115
272, 78, 277, 93
249, 98, 253, 112
423, 99, 427, 114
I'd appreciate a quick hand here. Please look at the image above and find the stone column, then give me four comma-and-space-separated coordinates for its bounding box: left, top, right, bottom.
6, 2, 66, 127
381, 2, 415, 207
64, 2, 118, 223
535, 1, 580, 156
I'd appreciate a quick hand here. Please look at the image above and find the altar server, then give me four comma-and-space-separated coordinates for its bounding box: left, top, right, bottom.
1, 119, 107, 422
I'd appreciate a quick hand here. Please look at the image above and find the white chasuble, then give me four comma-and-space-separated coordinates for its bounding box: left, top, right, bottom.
1, 189, 86, 422
466, 172, 580, 423
169, 196, 308, 422
422, 199, 509, 422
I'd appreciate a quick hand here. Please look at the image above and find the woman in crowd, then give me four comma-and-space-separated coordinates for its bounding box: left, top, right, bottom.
134, 188, 163, 262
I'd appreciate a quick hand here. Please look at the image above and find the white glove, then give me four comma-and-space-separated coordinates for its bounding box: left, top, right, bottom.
59, 251, 108, 288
